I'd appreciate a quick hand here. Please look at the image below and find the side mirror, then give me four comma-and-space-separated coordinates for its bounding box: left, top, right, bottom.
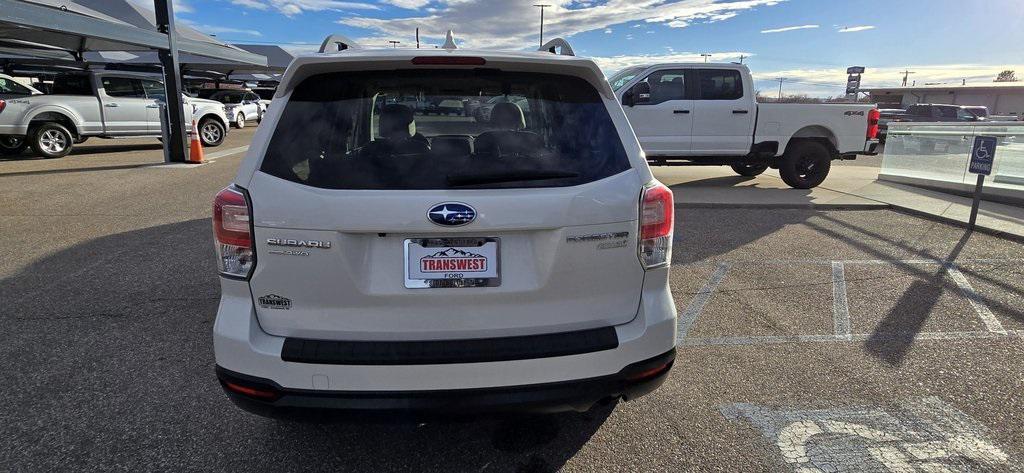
633, 82, 651, 105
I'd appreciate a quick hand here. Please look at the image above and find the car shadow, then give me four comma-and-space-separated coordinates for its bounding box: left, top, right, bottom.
0, 218, 612, 471
0, 142, 165, 161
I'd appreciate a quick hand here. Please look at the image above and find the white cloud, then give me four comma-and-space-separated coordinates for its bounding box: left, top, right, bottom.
749, 63, 1024, 96
229, 0, 380, 16
592, 51, 753, 74
760, 24, 818, 34
384, 0, 432, 8
837, 25, 875, 33
339, 0, 785, 49
129, 0, 192, 13
192, 25, 263, 36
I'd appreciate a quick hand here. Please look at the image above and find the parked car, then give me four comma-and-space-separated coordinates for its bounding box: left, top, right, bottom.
251, 88, 275, 111
423, 97, 464, 115
208, 90, 264, 128
898, 104, 986, 123
0, 71, 229, 158
876, 108, 906, 143
611, 63, 879, 188
0, 73, 42, 99
212, 45, 677, 417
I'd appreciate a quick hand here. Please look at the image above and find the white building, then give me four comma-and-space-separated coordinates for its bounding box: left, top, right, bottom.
864, 82, 1024, 117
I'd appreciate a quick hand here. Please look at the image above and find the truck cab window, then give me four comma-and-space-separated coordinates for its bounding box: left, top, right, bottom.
103, 77, 145, 98
697, 69, 743, 100
635, 70, 686, 105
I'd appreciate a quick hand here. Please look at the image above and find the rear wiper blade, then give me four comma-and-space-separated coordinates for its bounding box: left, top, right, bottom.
447, 170, 580, 186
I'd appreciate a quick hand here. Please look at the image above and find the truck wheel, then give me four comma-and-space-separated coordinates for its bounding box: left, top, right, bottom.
0, 135, 28, 156
779, 141, 831, 189
731, 163, 768, 177
30, 123, 73, 159
235, 113, 245, 129
199, 118, 226, 147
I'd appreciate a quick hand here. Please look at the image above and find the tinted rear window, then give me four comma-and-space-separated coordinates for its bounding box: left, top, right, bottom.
51, 74, 92, 95
259, 70, 630, 190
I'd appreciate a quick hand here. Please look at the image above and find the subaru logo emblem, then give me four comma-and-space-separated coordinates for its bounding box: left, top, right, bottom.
427, 202, 476, 226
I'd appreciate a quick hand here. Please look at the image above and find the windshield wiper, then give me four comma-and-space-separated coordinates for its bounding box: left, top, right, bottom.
447, 169, 580, 186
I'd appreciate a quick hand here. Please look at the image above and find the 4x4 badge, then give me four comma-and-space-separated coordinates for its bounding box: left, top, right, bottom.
258, 294, 291, 310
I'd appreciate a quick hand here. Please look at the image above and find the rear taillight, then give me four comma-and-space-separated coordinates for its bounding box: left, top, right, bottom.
639, 182, 674, 269
213, 186, 254, 279
411, 56, 486, 66
867, 108, 880, 140
0, 99, 6, 114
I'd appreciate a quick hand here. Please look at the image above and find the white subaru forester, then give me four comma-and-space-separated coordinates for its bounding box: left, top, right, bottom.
212, 40, 677, 417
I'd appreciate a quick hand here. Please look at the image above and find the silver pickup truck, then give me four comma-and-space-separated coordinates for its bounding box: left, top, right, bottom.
0, 71, 230, 158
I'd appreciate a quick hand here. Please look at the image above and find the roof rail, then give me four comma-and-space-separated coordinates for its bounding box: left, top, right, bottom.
539, 38, 574, 56
319, 34, 361, 53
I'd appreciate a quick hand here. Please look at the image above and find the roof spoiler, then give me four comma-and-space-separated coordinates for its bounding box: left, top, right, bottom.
318, 34, 361, 53
538, 38, 574, 56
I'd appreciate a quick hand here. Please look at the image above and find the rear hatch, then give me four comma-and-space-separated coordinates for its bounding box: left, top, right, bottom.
245, 66, 646, 341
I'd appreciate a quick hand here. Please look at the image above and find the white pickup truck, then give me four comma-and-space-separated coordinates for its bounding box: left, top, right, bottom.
610, 63, 880, 188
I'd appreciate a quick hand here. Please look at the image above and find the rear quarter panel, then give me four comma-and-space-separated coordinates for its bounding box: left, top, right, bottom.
756, 103, 876, 154
0, 96, 101, 135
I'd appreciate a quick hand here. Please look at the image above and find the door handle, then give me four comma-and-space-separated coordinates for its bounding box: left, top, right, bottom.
673, 110, 690, 114
104, 103, 119, 108
732, 110, 749, 114
146, 104, 160, 108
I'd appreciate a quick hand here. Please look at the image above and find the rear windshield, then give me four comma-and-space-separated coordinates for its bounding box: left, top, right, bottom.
51, 74, 93, 95
259, 70, 630, 190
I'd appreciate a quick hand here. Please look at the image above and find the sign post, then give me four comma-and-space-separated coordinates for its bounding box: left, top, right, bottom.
967, 135, 997, 229
846, 66, 865, 100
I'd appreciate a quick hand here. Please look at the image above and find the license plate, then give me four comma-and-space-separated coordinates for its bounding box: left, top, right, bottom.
404, 237, 500, 289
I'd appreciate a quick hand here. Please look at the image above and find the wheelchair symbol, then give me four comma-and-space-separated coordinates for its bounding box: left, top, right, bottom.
975, 142, 991, 160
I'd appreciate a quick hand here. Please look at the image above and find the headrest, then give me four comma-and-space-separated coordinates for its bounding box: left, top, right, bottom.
379, 104, 416, 139
490, 102, 526, 130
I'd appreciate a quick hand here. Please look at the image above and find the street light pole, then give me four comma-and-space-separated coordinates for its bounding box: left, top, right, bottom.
533, 4, 551, 49
700, 53, 712, 63
388, 40, 401, 48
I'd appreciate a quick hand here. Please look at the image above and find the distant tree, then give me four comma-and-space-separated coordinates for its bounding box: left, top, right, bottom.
995, 70, 1018, 82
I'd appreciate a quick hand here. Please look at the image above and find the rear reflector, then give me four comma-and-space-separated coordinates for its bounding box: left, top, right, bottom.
625, 361, 673, 382
867, 108, 880, 140
0, 99, 5, 114
223, 381, 279, 401
411, 56, 487, 66
213, 186, 254, 279
639, 182, 674, 269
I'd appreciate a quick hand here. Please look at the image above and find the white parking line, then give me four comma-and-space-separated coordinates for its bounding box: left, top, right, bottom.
946, 265, 1007, 334
832, 261, 852, 340
677, 262, 731, 341
204, 145, 249, 161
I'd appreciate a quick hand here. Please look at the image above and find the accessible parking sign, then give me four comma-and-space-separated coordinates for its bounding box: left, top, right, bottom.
969, 136, 997, 175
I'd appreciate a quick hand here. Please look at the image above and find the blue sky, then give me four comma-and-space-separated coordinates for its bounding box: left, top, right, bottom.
169, 0, 1024, 96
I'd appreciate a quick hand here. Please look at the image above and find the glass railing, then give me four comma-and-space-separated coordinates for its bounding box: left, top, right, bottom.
882, 122, 1024, 192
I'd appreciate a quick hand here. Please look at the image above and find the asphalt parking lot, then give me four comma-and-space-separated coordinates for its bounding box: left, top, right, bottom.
2, 131, 1023, 471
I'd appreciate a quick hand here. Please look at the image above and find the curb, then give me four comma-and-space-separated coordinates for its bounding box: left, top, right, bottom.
674, 202, 1024, 244
674, 202, 891, 211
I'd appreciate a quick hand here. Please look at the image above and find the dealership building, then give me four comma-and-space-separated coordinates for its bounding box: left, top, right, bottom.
864, 82, 1024, 117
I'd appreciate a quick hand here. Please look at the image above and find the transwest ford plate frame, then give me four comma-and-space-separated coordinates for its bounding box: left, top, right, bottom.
404, 237, 501, 289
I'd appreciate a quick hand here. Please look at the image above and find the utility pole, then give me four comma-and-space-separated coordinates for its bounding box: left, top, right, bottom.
416, 28, 420, 49
533, 4, 551, 48
900, 69, 916, 86
388, 40, 401, 48
701, 53, 712, 63
738, 54, 746, 64
776, 77, 786, 100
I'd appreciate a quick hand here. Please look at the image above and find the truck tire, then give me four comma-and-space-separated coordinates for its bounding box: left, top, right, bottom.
0, 135, 28, 156
779, 140, 831, 189
731, 163, 768, 177
29, 123, 73, 159
234, 113, 245, 129
199, 118, 226, 147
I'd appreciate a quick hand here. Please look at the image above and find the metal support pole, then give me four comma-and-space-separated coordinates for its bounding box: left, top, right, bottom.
969, 174, 984, 229
155, 0, 188, 163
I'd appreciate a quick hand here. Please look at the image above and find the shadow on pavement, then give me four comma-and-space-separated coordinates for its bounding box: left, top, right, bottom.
0, 142, 164, 162
0, 218, 610, 471
671, 206, 815, 265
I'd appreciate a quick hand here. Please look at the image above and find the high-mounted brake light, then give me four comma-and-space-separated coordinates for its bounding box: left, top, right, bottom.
639, 182, 674, 269
411, 56, 486, 66
867, 108, 880, 140
213, 186, 254, 279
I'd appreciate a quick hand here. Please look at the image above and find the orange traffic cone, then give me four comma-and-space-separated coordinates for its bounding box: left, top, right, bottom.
187, 119, 204, 163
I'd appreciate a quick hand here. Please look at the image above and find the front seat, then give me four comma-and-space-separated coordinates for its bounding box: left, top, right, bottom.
366, 104, 429, 156
475, 102, 544, 158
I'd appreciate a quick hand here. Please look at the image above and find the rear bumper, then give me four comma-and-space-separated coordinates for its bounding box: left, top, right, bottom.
840, 139, 880, 159
216, 348, 675, 418
212, 266, 678, 416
